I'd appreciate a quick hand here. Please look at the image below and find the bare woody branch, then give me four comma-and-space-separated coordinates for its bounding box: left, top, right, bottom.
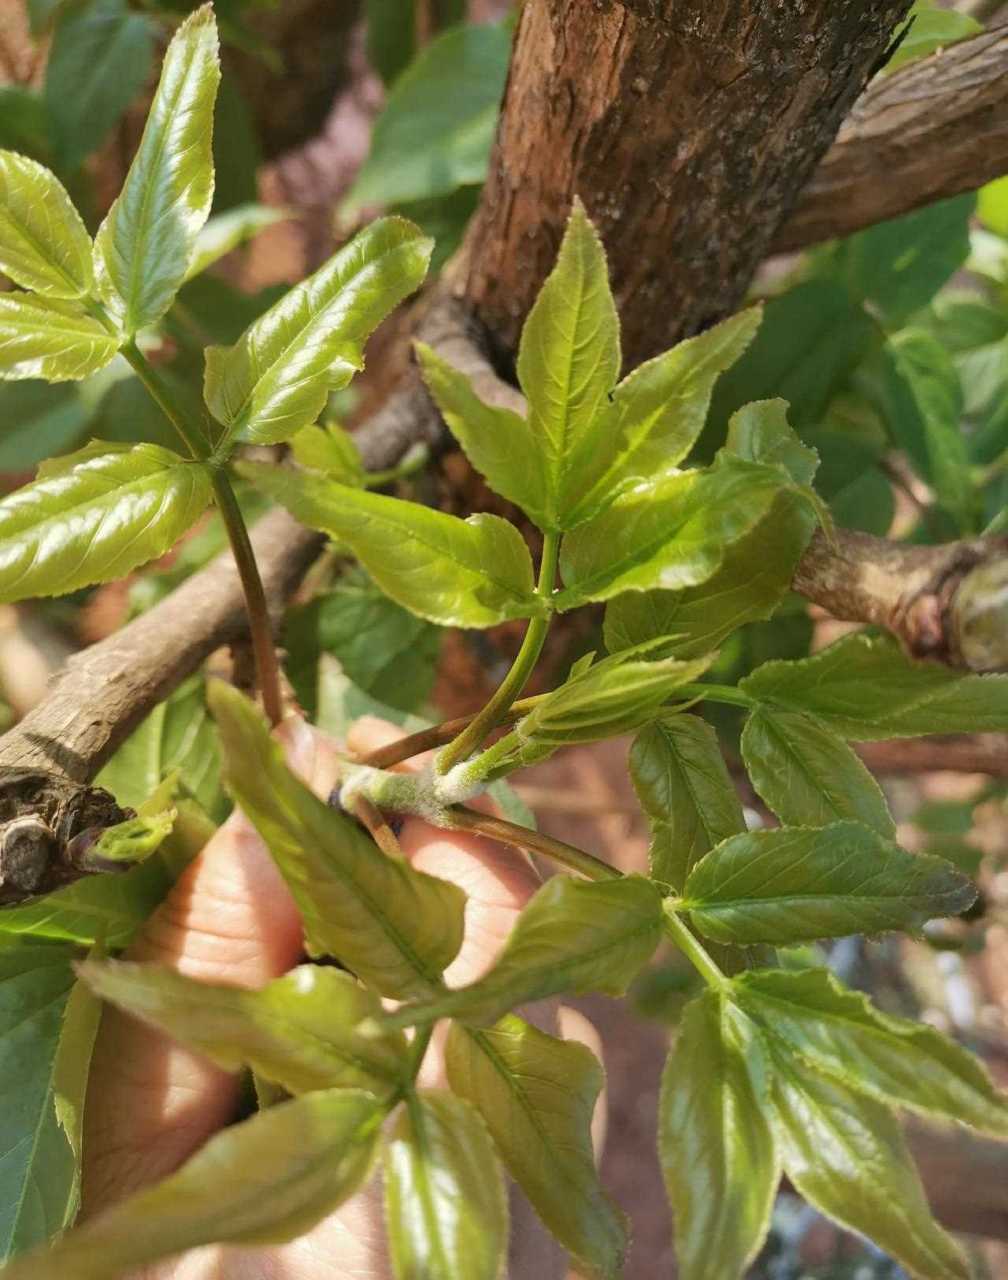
775, 28, 1008, 253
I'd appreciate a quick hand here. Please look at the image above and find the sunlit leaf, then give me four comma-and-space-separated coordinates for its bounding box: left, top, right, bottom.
288, 423, 365, 486
183, 203, 289, 282
0, 153, 93, 298
0, 296, 118, 383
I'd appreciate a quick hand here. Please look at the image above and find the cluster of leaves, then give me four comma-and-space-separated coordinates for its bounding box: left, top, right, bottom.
0, 6, 1007, 1280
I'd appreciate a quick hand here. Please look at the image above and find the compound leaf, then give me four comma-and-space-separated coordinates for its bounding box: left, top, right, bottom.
0, 153, 93, 298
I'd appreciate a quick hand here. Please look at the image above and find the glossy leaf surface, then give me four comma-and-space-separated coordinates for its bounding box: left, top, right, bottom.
0, 153, 93, 298
631, 716, 745, 890
94, 6, 220, 334
445, 1016, 626, 1280
3, 1089, 385, 1280
239, 462, 542, 628
384, 1090, 507, 1280
659, 990, 778, 1280
0, 444, 211, 603
682, 821, 974, 945
205, 217, 432, 444
741, 707, 895, 836
0, 296, 118, 382
210, 683, 465, 999
79, 960, 407, 1095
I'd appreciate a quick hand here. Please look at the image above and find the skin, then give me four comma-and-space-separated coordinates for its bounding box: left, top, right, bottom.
80, 714, 552, 1280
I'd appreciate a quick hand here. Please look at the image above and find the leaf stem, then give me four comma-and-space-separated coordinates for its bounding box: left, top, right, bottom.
662, 902, 727, 989
437, 531, 560, 773
408, 1024, 434, 1081
118, 338, 284, 725
359, 695, 545, 770
678, 682, 754, 710
449, 805, 620, 881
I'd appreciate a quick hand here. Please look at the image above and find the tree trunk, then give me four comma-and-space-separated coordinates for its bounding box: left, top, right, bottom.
453, 0, 913, 368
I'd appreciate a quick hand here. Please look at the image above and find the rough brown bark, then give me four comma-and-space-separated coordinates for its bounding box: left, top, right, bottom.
452, 0, 912, 368
775, 28, 1008, 253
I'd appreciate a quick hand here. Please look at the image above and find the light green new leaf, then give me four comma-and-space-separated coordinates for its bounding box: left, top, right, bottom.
416, 341, 551, 528
0, 296, 118, 382
210, 683, 465, 1000
659, 990, 778, 1280
568, 308, 763, 525
87, 810, 175, 866
769, 1060, 968, 1280
238, 462, 542, 628
724, 398, 817, 486
289, 423, 365, 486
735, 967, 1008, 1137
205, 217, 432, 445
514, 199, 619, 530
345, 23, 510, 211
51, 974, 102, 1232
683, 821, 973, 946
392, 876, 663, 1028
741, 708, 894, 836
45, 0, 154, 175
741, 632, 1008, 739
1, 1089, 385, 1280
384, 1090, 507, 1280
0, 940, 77, 1261
445, 1016, 627, 1280
603, 490, 813, 658
183, 203, 289, 282
886, 1, 981, 74
558, 455, 788, 608
631, 716, 745, 891
94, 6, 220, 335
79, 960, 407, 1096
0, 444, 211, 604
0, 153, 93, 298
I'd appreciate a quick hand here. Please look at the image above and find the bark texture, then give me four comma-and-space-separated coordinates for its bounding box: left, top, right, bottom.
453, 0, 913, 367
776, 28, 1008, 252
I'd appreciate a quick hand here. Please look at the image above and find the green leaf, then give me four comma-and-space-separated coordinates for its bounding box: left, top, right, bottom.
416, 341, 551, 528
872, 330, 975, 529
0, 444, 212, 604
288, 423, 365, 486
45, 0, 154, 174
93, 5, 220, 334
886, 1, 981, 74
445, 1016, 627, 1280
51, 975, 102, 1231
659, 990, 778, 1280
87, 810, 175, 866
491, 649, 713, 774
238, 462, 542, 628
209, 682, 465, 1000
514, 199, 620, 530
183, 203, 288, 282
0, 296, 118, 382
740, 632, 1008, 739
558, 455, 789, 609
768, 1059, 968, 1279
384, 1090, 507, 1280
569, 308, 763, 525
204, 217, 432, 445
287, 572, 441, 717
2, 1088, 385, 1280
603, 489, 813, 658
630, 716, 745, 891
826, 195, 974, 329
978, 175, 1008, 238
734, 966, 1008, 1137
741, 707, 894, 836
96, 675, 226, 821
708, 280, 876, 436
78, 959, 407, 1095
393, 875, 663, 1028
681, 821, 975, 946
0, 939, 77, 1261
0, 88, 49, 159
0, 153, 93, 299
0, 383, 90, 473
345, 23, 511, 211
724, 398, 817, 486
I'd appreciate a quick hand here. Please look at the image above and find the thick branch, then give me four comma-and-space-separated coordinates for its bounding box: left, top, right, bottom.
776, 29, 1008, 253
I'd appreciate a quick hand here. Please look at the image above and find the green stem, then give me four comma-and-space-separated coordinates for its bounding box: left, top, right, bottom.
118, 338, 284, 725
662, 903, 727, 989
449, 805, 620, 881
437, 531, 561, 773
408, 1024, 434, 1081
678, 682, 754, 710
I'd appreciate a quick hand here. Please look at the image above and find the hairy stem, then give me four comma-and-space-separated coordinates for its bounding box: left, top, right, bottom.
437, 532, 560, 773
662, 904, 727, 989
117, 341, 284, 725
449, 805, 620, 882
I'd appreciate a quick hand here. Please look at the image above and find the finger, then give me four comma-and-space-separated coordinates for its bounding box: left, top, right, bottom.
82, 714, 339, 1216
